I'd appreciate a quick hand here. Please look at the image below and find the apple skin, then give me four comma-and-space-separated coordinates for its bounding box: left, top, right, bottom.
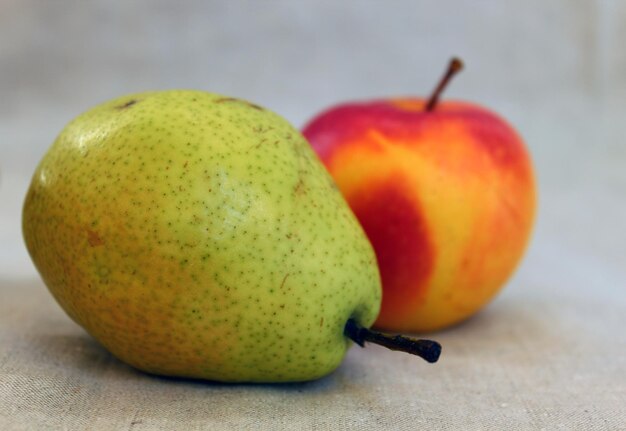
303, 98, 536, 332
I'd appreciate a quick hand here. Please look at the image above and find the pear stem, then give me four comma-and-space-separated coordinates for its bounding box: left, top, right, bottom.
425, 57, 464, 112
344, 319, 441, 363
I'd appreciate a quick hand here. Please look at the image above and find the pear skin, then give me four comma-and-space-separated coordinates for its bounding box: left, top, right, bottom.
23, 90, 381, 382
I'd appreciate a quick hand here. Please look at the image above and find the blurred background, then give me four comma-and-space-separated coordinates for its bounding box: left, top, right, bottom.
1, 0, 624, 292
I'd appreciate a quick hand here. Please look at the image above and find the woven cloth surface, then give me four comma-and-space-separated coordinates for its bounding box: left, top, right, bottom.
1, 272, 624, 430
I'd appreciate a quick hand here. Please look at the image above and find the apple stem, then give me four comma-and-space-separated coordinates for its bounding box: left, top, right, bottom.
425, 57, 464, 112
344, 319, 441, 363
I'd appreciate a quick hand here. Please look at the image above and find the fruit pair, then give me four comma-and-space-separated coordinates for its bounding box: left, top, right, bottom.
23, 59, 535, 383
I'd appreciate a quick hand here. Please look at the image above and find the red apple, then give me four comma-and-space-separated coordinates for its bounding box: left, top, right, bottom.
303, 59, 537, 332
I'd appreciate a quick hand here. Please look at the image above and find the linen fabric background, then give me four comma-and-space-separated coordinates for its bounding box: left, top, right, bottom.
1, 1, 625, 429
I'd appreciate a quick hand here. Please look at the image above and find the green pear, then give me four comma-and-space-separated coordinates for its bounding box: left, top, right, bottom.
22, 90, 383, 382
